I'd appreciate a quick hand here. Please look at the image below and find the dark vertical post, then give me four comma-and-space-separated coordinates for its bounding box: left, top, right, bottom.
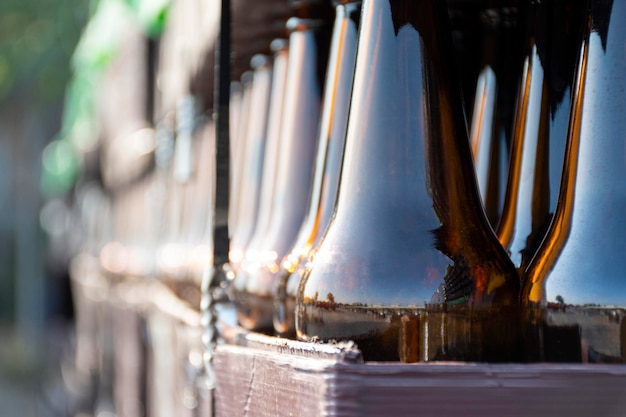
200, 0, 231, 415
146, 37, 159, 124
213, 0, 231, 265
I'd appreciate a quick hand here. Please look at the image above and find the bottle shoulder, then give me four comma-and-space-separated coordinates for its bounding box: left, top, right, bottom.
302, 208, 519, 309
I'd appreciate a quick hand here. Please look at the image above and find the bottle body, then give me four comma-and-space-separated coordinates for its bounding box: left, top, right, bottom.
228, 72, 254, 263
227, 82, 244, 244
297, 0, 521, 362
523, 0, 626, 363
228, 56, 273, 266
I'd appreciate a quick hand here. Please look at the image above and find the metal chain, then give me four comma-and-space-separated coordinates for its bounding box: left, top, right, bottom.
200, 265, 219, 390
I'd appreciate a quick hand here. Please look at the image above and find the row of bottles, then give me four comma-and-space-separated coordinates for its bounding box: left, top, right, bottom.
230, 10, 332, 331
228, 0, 626, 364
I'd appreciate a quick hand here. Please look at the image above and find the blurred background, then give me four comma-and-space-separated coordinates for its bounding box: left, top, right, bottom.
0, 0, 286, 413
1, 1, 103, 415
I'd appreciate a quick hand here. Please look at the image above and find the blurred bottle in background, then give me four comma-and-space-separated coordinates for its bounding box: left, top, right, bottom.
232, 13, 331, 333
228, 55, 273, 273
273, 0, 361, 338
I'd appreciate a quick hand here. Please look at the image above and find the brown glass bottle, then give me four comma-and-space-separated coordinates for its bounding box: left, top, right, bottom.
273, 0, 361, 337
228, 72, 253, 255
157, 96, 200, 281
496, 0, 587, 274
523, 0, 626, 364
183, 118, 216, 287
228, 56, 273, 271
236, 39, 290, 269
469, 5, 524, 228
232, 17, 331, 332
227, 81, 243, 242
296, 0, 521, 362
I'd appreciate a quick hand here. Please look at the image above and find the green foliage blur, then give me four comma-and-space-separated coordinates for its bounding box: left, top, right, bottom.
36, 0, 171, 199
0, 1, 92, 323
0, 0, 93, 103
0, 0, 171, 325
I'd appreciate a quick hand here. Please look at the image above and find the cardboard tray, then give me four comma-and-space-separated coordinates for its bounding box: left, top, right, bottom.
213, 325, 626, 417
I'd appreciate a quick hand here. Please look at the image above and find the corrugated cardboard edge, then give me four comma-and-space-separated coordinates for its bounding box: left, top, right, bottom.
214, 326, 362, 417
218, 323, 363, 362
214, 327, 626, 417
330, 361, 626, 416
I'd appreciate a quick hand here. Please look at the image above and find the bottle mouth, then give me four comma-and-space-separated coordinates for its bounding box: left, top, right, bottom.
270, 38, 289, 53
250, 54, 271, 70
240, 70, 253, 86
333, 0, 363, 13
286, 17, 325, 33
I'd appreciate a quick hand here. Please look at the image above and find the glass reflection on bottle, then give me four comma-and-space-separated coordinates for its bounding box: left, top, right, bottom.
296, 0, 521, 363
469, 6, 524, 228
496, 0, 586, 274
523, 0, 626, 364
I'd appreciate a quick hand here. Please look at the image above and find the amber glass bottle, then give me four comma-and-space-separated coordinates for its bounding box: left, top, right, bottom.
523, 0, 626, 364
232, 17, 331, 332
496, 0, 586, 273
183, 118, 216, 286
296, 0, 521, 362
273, 0, 361, 337
469, 5, 524, 228
228, 56, 273, 271
228, 72, 253, 254
227, 81, 243, 241
157, 96, 200, 281
237, 39, 290, 269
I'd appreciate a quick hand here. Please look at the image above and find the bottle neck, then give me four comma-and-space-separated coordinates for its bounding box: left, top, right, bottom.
290, 1, 361, 254
496, 0, 586, 269
262, 18, 330, 257
334, 0, 488, 242
469, 6, 524, 228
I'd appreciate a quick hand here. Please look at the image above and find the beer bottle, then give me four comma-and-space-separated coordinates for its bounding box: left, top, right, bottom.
297, 0, 521, 362
228, 56, 273, 272
228, 71, 253, 266
238, 39, 290, 270
523, 0, 626, 364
